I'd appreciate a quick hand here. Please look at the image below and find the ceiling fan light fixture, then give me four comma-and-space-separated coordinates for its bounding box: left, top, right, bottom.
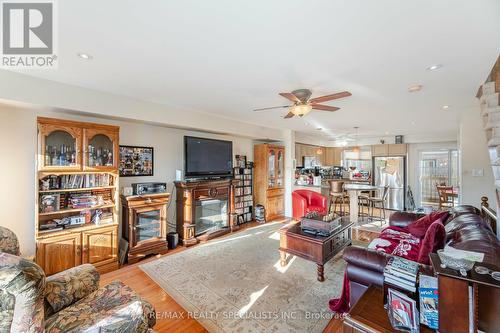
292, 104, 312, 116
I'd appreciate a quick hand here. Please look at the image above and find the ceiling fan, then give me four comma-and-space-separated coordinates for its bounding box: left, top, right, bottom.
253, 89, 351, 119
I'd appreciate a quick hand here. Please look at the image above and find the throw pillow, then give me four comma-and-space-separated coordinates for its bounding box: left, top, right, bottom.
417, 219, 446, 265
408, 211, 449, 238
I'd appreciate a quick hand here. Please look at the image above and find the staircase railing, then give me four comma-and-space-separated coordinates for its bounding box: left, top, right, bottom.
480, 196, 497, 236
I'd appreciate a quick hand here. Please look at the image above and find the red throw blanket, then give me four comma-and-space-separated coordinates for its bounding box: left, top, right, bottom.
329, 227, 420, 314
368, 226, 420, 261
328, 270, 350, 314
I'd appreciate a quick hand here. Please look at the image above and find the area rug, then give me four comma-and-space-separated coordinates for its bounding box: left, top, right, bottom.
140, 222, 346, 333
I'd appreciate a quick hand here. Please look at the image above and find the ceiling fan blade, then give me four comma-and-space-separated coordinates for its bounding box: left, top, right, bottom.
312, 104, 340, 112
284, 111, 295, 119
253, 105, 290, 111
309, 91, 352, 104
279, 92, 301, 103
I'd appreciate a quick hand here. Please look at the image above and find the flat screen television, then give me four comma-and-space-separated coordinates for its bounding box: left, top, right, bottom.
184, 136, 233, 179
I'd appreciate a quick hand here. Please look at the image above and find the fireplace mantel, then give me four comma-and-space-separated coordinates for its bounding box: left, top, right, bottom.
174, 179, 239, 246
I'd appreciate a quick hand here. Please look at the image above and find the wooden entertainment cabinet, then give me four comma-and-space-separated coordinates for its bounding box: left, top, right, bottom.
174, 179, 239, 246
121, 193, 170, 263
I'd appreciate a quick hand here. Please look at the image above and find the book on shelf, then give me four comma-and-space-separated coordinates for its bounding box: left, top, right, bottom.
40, 173, 113, 191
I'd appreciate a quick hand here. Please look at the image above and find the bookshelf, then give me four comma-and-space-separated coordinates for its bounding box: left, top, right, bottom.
35, 117, 120, 275
233, 162, 254, 224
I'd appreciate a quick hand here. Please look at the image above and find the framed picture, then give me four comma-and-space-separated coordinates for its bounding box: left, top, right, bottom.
235, 155, 247, 168
119, 145, 154, 177
387, 288, 419, 333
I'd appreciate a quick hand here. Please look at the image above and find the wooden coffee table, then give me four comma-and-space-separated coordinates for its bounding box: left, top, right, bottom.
279, 216, 353, 282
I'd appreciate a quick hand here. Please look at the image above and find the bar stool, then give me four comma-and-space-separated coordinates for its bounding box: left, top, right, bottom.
358, 191, 370, 217
328, 180, 349, 216
368, 185, 389, 225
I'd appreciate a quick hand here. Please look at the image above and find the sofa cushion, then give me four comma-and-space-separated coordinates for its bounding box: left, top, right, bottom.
45, 281, 155, 333
445, 213, 491, 236
0, 253, 45, 333
417, 220, 446, 265
408, 211, 449, 238
45, 263, 100, 314
445, 205, 480, 224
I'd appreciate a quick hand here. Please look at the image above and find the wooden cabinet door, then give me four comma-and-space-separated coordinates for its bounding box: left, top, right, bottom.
276, 148, 285, 188
333, 148, 343, 165
388, 144, 407, 156
266, 193, 284, 220
324, 148, 334, 166
38, 122, 83, 171
83, 128, 119, 171
371, 144, 389, 156
36, 233, 82, 276
82, 226, 118, 268
131, 204, 167, 248
316, 147, 326, 165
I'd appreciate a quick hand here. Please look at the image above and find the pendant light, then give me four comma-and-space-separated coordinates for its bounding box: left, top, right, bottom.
352, 127, 360, 155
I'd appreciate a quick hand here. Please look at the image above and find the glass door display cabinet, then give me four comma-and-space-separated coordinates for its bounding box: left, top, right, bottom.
38, 120, 82, 171
83, 128, 119, 171
121, 193, 170, 264
254, 144, 285, 221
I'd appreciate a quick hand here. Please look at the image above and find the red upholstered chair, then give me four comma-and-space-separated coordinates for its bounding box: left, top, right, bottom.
292, 190, 328, 220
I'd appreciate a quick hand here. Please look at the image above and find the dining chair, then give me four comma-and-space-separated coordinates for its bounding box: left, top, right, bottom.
436, 185, 455, 210
368, 185, 390, 225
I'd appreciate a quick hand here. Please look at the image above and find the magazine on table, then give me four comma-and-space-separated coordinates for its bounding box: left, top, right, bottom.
419, 275, 438, 329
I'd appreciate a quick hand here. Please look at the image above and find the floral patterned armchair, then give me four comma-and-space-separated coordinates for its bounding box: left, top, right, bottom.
0, 226, 156, 333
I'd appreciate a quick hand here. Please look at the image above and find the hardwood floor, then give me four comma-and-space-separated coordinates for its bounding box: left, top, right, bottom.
101, 213, 381, 333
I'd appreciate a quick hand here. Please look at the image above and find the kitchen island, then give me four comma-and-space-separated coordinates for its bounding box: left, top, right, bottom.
344, 183, 380, 224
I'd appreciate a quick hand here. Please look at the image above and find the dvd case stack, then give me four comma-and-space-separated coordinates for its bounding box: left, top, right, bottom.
384, 257, 419, 292
233, 163, 253, 224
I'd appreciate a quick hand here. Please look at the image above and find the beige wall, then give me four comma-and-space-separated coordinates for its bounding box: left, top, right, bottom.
459, 108, 495, 206
0, 105, 256, 256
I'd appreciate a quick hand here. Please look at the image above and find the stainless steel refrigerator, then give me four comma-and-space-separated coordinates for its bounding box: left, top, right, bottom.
372, 156, 406, 210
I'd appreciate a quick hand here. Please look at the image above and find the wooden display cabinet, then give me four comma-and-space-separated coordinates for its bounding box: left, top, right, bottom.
121, 193, 170, 263
254, 144, 285, 220
35, 117, 120, 275
83, 128, 119, 171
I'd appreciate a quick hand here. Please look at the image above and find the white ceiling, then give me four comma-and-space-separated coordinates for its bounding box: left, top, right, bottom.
17, 0, 500, 142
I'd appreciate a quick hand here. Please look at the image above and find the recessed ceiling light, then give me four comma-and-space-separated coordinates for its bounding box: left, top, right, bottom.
426, 64, 443, 71
411, 121, 416, 125
408, 84, 423, 93
442, 105, 450, 110
77, 53, 93, 60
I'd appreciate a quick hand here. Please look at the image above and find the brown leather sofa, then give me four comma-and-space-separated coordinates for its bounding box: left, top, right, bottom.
343, 205, 500, 306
